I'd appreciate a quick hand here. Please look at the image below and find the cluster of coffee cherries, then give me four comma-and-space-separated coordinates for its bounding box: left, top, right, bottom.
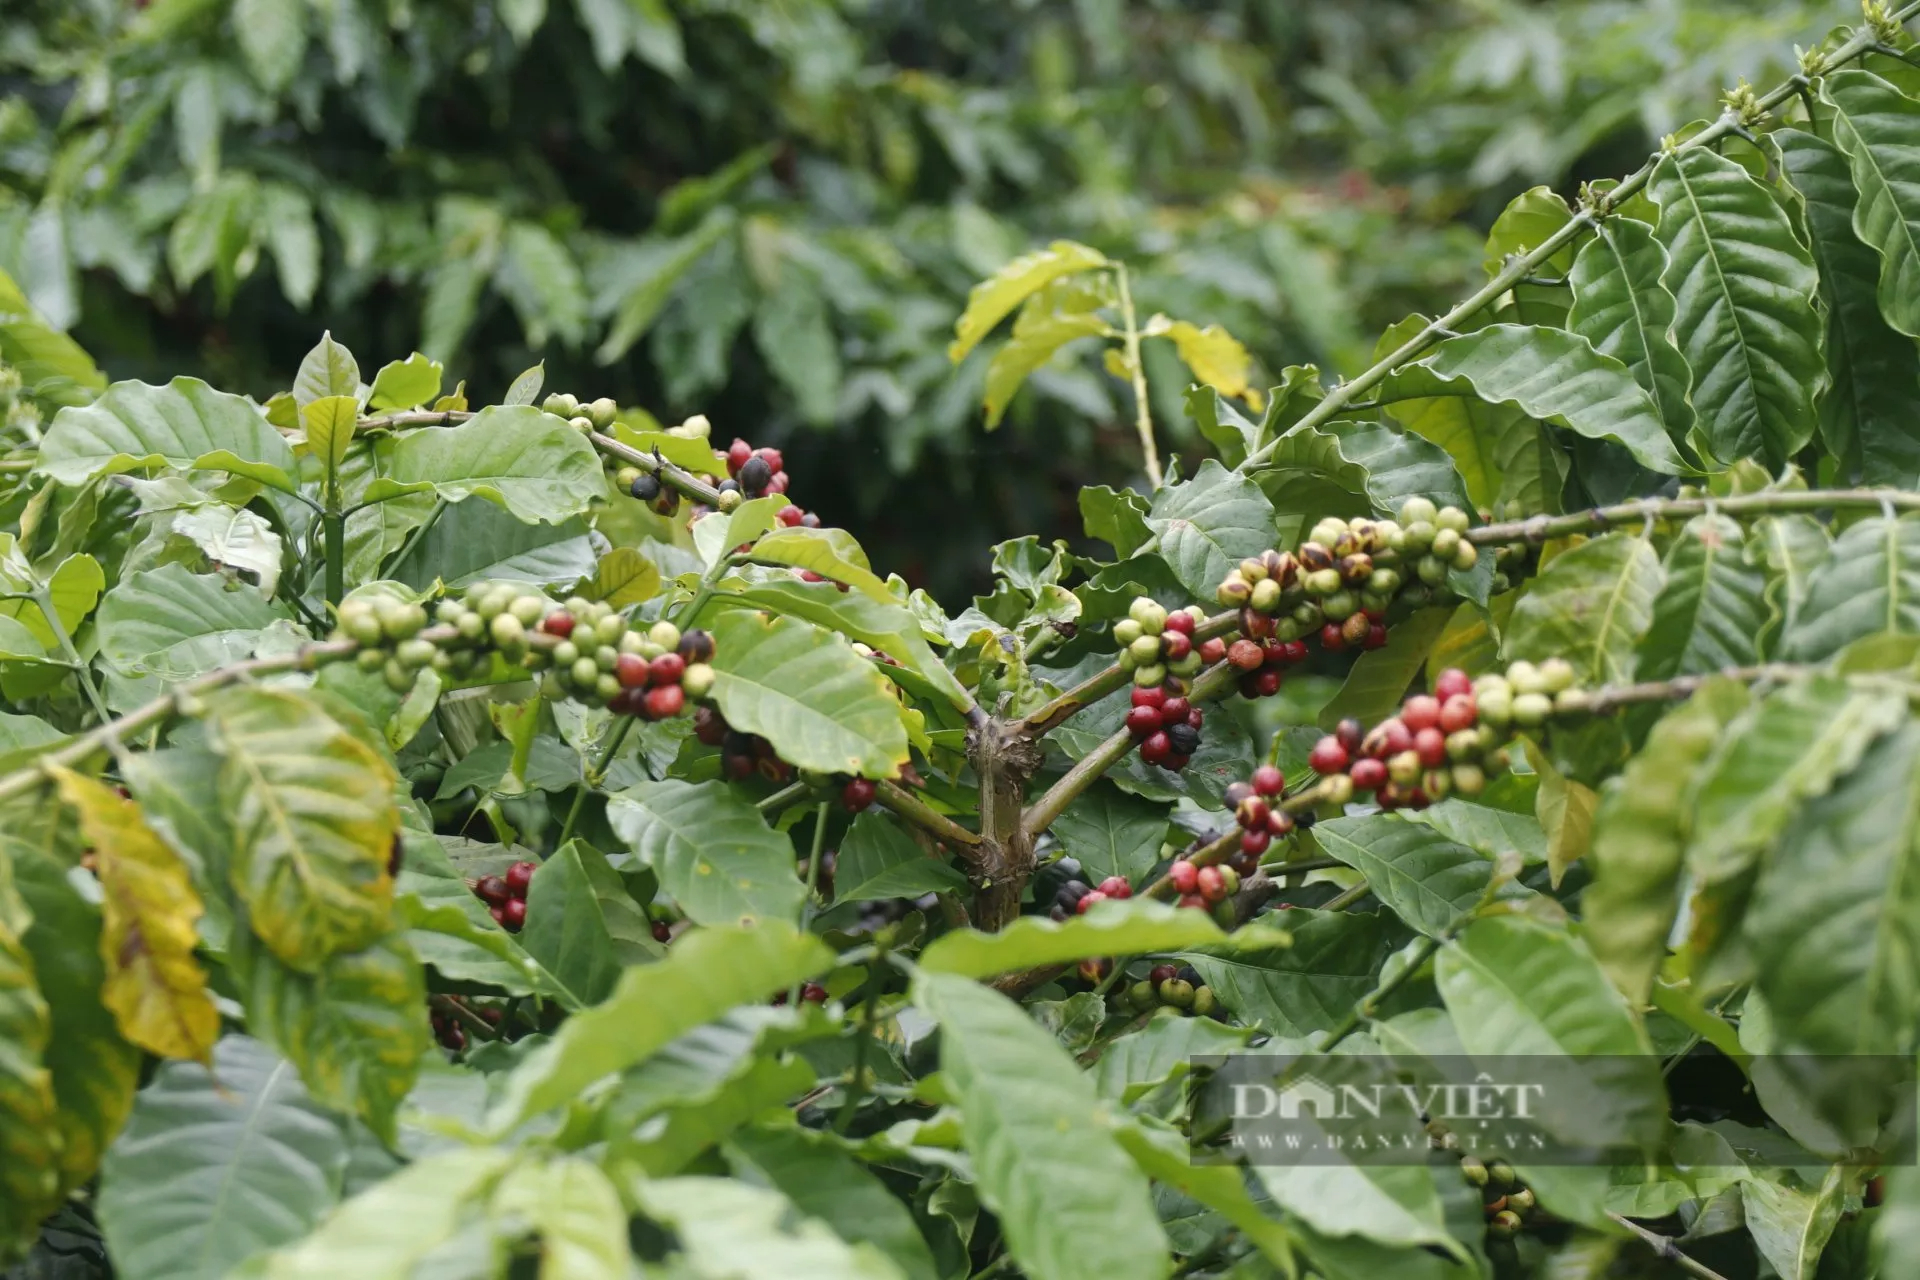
1047, 870, 1136, 921
1223, 623, 1314, 699
336, 594, 446, 692
539, 391, 620, 436
1443, 1139, 1535, 1240
470, 859, 538, 931
1481, 498, 1535, 596
1117, 600, 1211, 770
1118, 962, 1221, 1019
1222, 765, 1293, 867
718, 437, 793, 504
527, 604, 714, 720
429, 996, 503, 1051
1165, 858, 1245, 925
773, 983, 828, 1006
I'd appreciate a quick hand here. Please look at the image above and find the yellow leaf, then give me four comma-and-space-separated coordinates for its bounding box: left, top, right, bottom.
585, 548, 661, 609
949, 240, 1110, 363
433, 380, 468, 413
50, 768, 219, 1062
982, 313, 1108, 428
1531, 744, 1600, 888
0, 857, 61, 1245
1162, 319, 1264, 411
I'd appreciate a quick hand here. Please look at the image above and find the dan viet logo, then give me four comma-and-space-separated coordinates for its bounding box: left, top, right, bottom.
1234, 1071, 1547, 1123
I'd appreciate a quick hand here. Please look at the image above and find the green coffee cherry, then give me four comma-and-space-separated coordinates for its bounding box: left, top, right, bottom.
1512, 692, 1552, 728
586, 397, 618, 430
595, 672, 623, 700
1129, 635, 1162, 665
1538, 657, 1575, 694
1128, 980, 1157, 1012
1160, 978, 1195, 1008
541, 392, 579, 418
1133, 663, 1167, 688
1399, 497, 1438, 527
1431, 527, 1460, 559
356, 647, 387, 672
1417, 555, 1449, 586
509, 596, 546, 627
1250, 578, 1283, 612
490, 614, 525, 647
1436, 505, 1470, 534
571, 657, 600, 687
1191, 985, 1217, 1017
1113, 618, 1144, 647
568, 415, 595, 434
1506, 660, 1545, 695
716, 488, 742, 511
649, 621, 681, 651
396, 638, 437, 669
682, 663, 715, 699
552, 641, 579, 667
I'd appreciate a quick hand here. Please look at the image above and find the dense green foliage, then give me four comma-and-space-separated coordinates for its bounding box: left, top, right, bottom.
8, 3, 1920, 1280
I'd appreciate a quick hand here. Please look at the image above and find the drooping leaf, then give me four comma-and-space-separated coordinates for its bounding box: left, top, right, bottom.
828, 810, 969, 904
228, 928, 429, 1142
1049, 785, 1171, 884
98, 1036, 353, 1280
518, 838, 659, 1006
1314, 814, 1531, 939
37, 376, 299, 493
1775, 128, 1920, 483
1632, 515, 1768, 682
1179, 909, 1401, 1038
50, 768, 218, 1062
1584, 678, 1750, 1003
919, 899, 1261, 980
983, 312, 1108, 428
1387, 324, 1685, 475
949, 240, 1111, 362
486, 922, 831, 1131
1535, 745, 1600, 885
1503, 532, 1664, 685
1822, 71, 1920, 339
1648, 147, 1826, 466
1144, 459, 1277, 601
1159, 319, 1260, 408
171, 504, 287, 596
363, 406, 606, 524
1780, 515, 1920, 661
204, 687, 399, 971
707, 610, 909, 778
913, 972, 1171, 1280
1565, 217, 1694, 447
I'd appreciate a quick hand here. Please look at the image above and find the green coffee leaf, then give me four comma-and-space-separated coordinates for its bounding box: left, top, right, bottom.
519, 839, 660, 1007
1254, 419, 1472, 520
1114, 1123, 1299, 1270
1089, 1015, 1252, 1102
1049, 785, 1171, 884
1648, 148, 1826, 466
830, 810, 969, 904
301, 395, 356, 500
949, 239, 1110, 362
293, 332, 361, 406
630, 1176, 905, 1280
1375, 331, 1558, 515
364, 353, 443, 412
487, 922, 831, 1131
1387, 324, 1686, 475
0, 549, 104, 650
921, 899, 1255, 979
1781, 515, 1920, 661
228, 929, 429, 1142
363, 406, 605, 523
1403, 796, 1546, 865
1318, 606, 1453, 730
38, 377, 300, 493
1503, 532, 1664, 684
1775, 129, 1920, 483
913, 972, 1170, 1280
389, 502, 595, 591
1566, 217, 1694, 446
487, 1156, 631, 1280
98, 1036, 352, 1280
1743, 1167, 1847, 1280
394, 833, 575, 1006
607, 780, 805, 926
1822, 71, 1920, 339
1179, 908, 1401, 1038
1145, 459, 1276, 600
97, 565, 295, 683
1584, 678, 1749, 1003
745, 527, 894, 603
728, 1127, 940, 1280
582, 546, 660, 610
1483, 186, 1578, 326
1633, 515, 1767, 683
1315, 814, 1531, 939
708, 610, 909, 778
616, 1049, 816, 1179
254, 1148, 511, 1280
752, 267, 840, 426
596, 212, 736, 364
205, 687, 399, 971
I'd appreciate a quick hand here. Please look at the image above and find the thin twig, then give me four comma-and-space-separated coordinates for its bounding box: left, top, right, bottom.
429, 994, 501, 1043
1021, 610, 1241, 737
876, 779, 981, 846
588, 430, 723, 506
1470, 487, 1920, 548
1113, 262, 1163, 489
1607, 1213, 1732, 1280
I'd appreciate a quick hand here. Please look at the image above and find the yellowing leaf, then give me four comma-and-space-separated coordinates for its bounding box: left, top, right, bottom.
0, 861, 60, 1249
949, 240, 1110, 362
982, 313, 1108, 428
584, 548, 660, 609
1160, 319, 1262, 410
301, 395, 357, 496
50, 768, 218, 1062
1532, 745, 1600, 888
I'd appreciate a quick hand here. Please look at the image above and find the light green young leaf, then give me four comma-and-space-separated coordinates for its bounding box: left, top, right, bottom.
949, 240, 1111, 362
293, 332, 360, 407
97, 565, 292, 682
257, 1148, 511, 1280
745, 527, 894, 602
914, 972, 1171, 1280
630, 1176, 904, 1280
983, 311, 1108, 428
365, 354, 444, 413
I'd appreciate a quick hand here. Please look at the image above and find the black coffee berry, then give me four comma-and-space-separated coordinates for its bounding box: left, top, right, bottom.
738, 457, 773, 496
629, 473, 662, 502
1166, 723, 1200, 756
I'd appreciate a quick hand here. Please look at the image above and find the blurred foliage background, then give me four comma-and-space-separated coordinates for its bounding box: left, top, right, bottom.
0, 0, 1853, 599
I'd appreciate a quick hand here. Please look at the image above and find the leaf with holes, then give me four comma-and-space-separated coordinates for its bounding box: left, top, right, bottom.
205, 687, 399, 971
707, 610, 908, 778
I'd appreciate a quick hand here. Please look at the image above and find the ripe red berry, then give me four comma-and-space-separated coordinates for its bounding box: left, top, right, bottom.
1308, 737, 1349, 774
489, 904, 507, 925
777, 504, 805, 527
1125, 705, 1162, 737
649, 652, 687, 686
1236, 795, 1270, 830
1251, 764, 1284, 796
1320, 623, 1347, 651
1198, 637, 1228, 665
1179, 893, 1207, 910
1364, 623, 1389, 650
1241, 827, 1271, 856
1415, 727, 1448, 767
1169, 859, 1199, 894
755, 446, 785, 474
1162, 631, 1192, 662
1335, 718, 1364, 753
476, 875, 510, 905
1186, 707, 1204, 730
842, 777, 877, 812
1166, 753, 1191, 770
767, 471, 789, 495
695, 706, 727, 745
1149, 963, 1177, 986
1249, 669, 1282, 698
1349, 757, 1388, 790
1076, 889, 1107, 914
800, 981, 827, 1004
540, 612, 575, 638
1228, 638, 1265, 670
652, 920, 671, 943
1098, 875, 1131, 899
1131, 685, 1167, 709
502, 898, 526, 930
1140, 731, 1172, 765
1363, 718, 1414, 759
1434, 668, 1473, 701
1162, 610, 1195, 635
1439, 694, 1477, 733
1267, 809, 1296, 837
1160, 696, 1192, 724
505, 860, 536, 895
616, 652, 650, 688
1402, 695, 1442, 732
1196, 866, 1227, 904
727, 439, 753, 473
643, 685, 686, 719
1261, 639, 1289, 666
1279, 640, 1309, 664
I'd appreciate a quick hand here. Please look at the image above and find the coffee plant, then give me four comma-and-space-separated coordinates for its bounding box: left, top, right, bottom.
8, 6, 1920, 1278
